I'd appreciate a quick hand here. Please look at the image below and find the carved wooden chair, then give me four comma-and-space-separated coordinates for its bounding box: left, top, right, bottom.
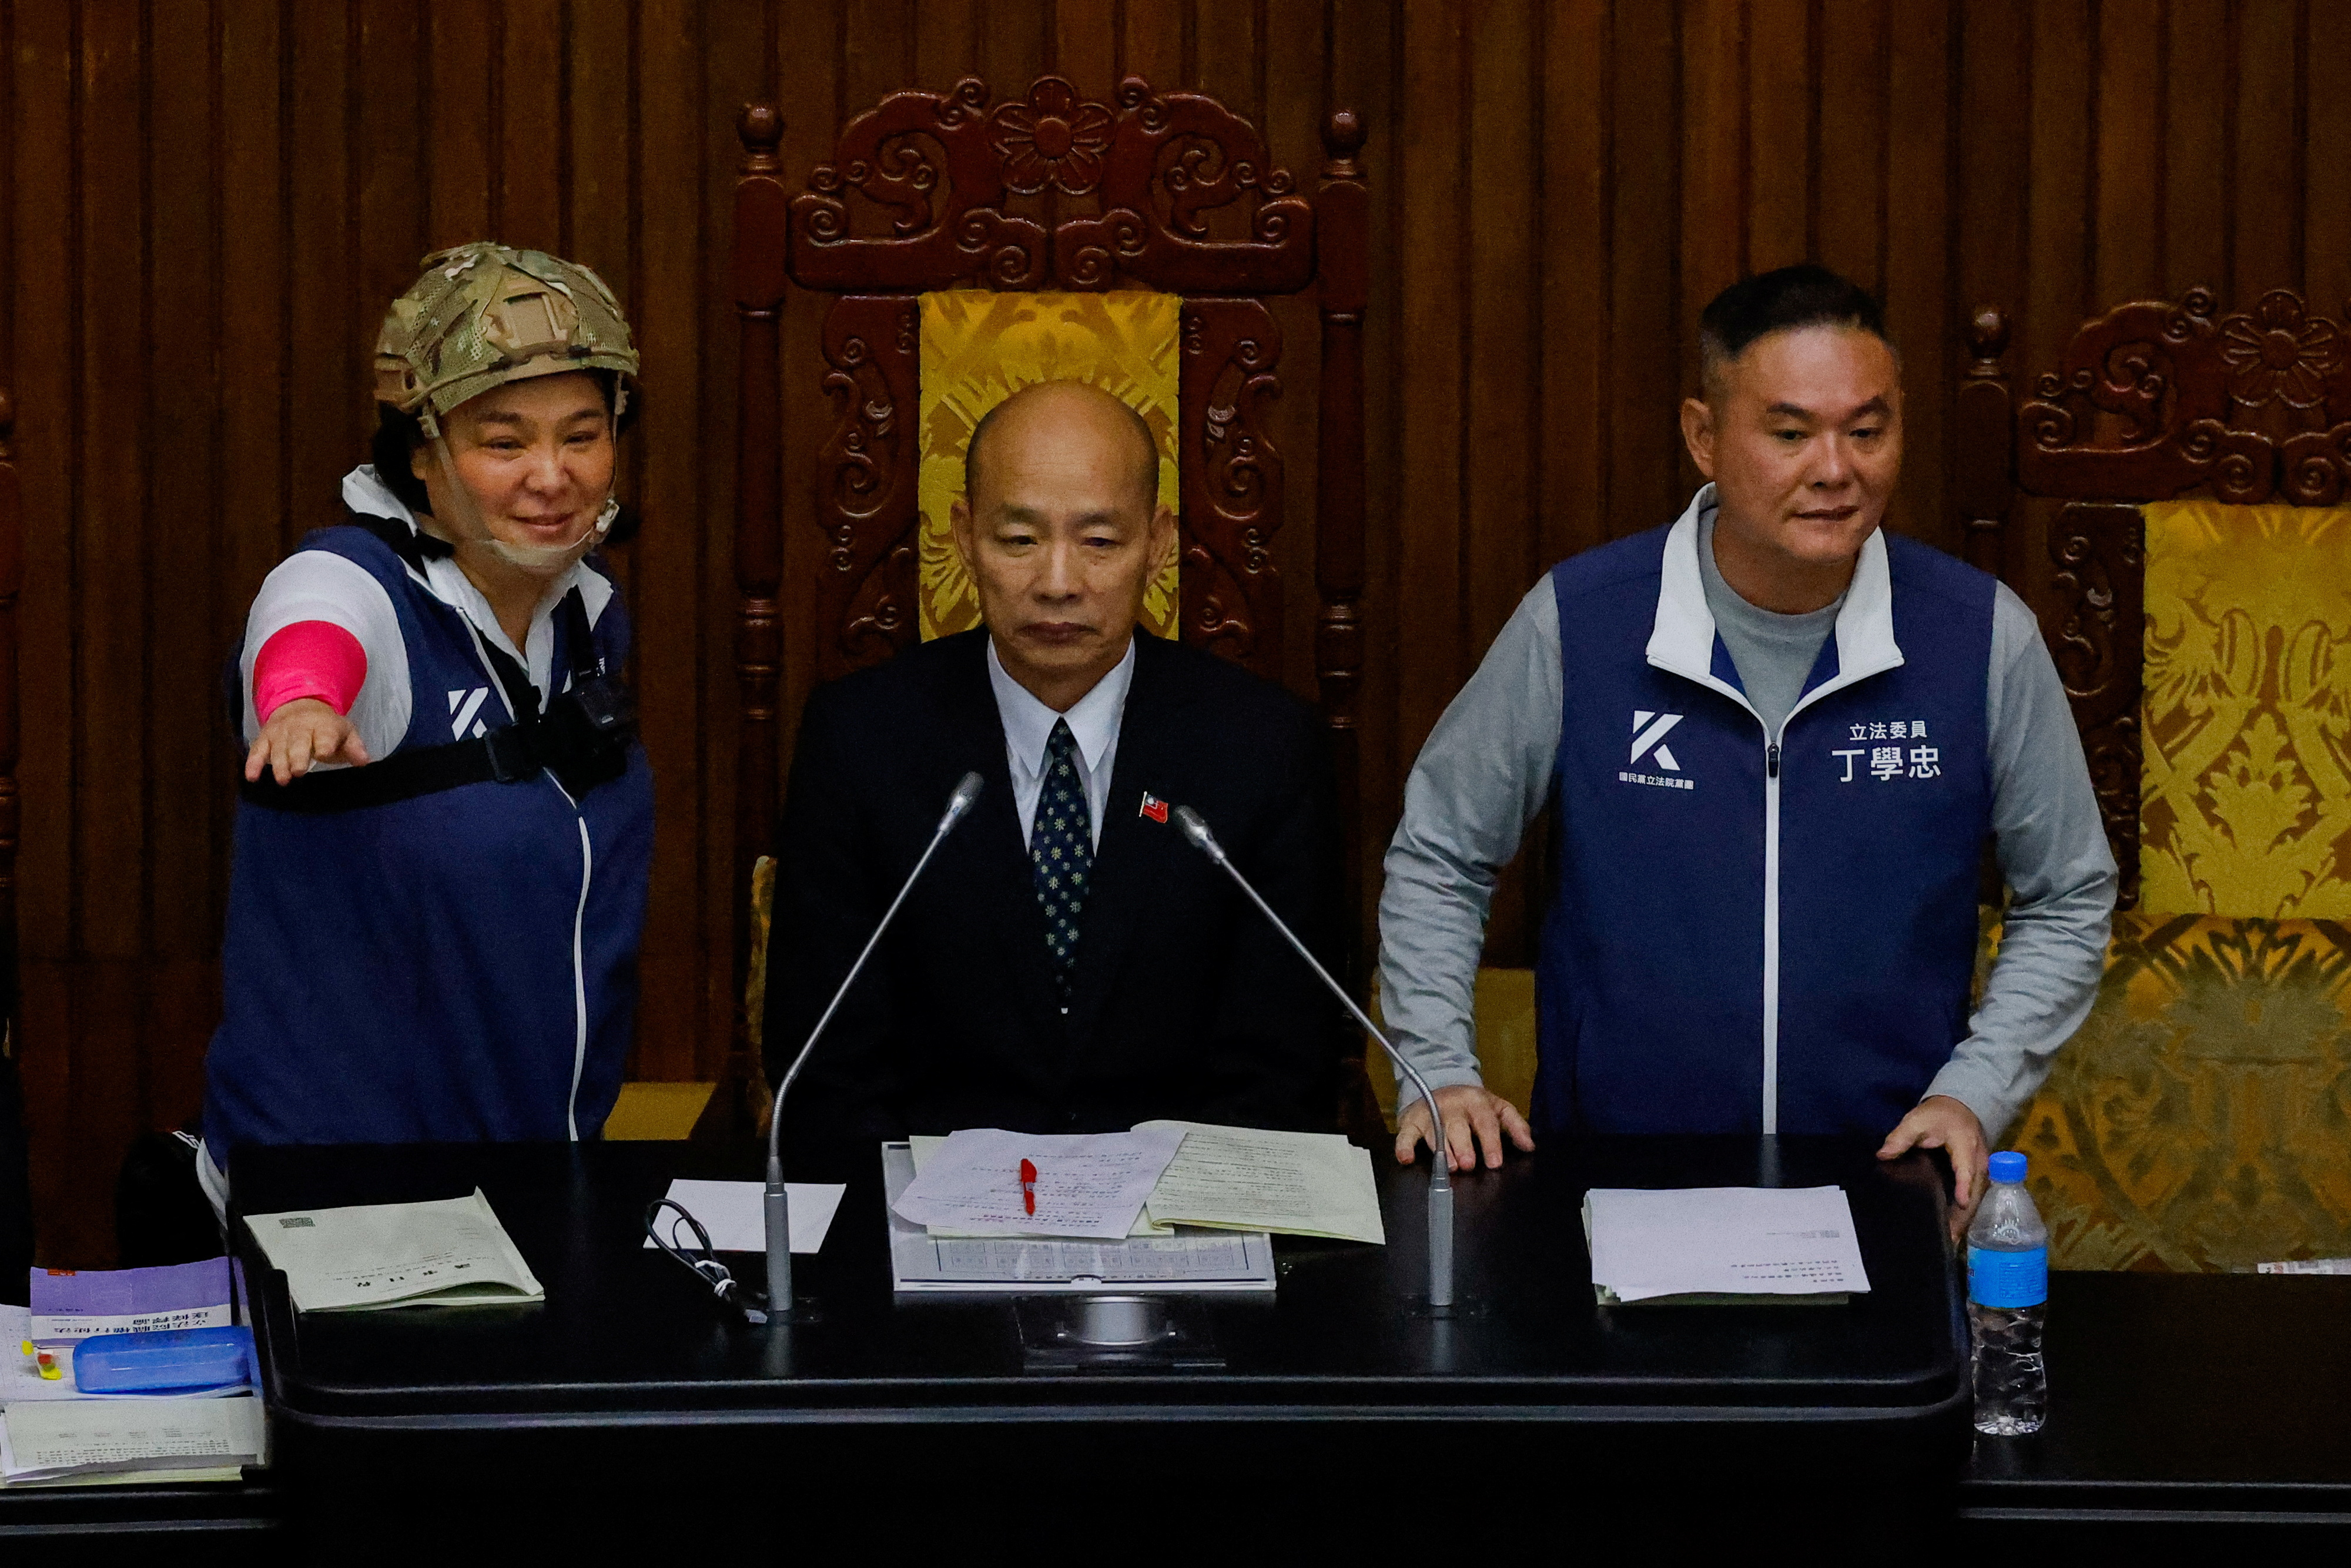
729, 77, 1378, 1137
1961, 289, 2351, 1269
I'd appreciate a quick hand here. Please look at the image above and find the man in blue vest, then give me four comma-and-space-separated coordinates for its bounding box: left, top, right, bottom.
1377, 264, 2115, 1231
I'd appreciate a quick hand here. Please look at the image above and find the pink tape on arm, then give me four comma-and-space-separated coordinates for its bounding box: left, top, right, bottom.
253, 620, 368, 721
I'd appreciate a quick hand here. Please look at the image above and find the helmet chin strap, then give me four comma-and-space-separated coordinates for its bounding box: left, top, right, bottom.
427, 431, 617, 579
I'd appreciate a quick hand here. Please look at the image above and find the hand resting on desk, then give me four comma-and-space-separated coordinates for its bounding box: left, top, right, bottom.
1394, 1084, 1535, 1172
1876, 1094, 1988, 1241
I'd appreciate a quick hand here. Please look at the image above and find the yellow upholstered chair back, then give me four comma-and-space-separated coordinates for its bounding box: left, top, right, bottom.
2136, 501, 2351, 919
2007, 500, 2351, 1269
745, 854, 776, 1057
2007, 910, 2351, 1269
915, 290, 1181, 642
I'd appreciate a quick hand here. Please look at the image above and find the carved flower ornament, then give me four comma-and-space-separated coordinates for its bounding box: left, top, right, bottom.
989, 79, 1114, 195
2219, 291, 2343, 410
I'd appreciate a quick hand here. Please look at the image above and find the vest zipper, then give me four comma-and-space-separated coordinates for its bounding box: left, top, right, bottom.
1656, 667, 1876, 1138
1761, 735, 1782, 1134
566, 817, 593, 1141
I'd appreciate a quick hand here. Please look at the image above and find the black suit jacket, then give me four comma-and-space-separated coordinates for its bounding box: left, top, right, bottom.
767, 629, 1345, 1174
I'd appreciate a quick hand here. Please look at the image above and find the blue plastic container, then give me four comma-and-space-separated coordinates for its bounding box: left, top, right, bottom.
71, 1325, 254, 1394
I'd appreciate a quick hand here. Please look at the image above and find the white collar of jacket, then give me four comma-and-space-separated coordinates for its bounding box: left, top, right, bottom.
340, 464, 612, 705
1643, 483, 1904, 715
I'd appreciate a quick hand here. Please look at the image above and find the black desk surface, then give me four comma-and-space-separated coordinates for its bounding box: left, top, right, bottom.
9, 1138, 2349, 1543
232, 1136, 1968, 1430
1965, 1270, 2351, 1523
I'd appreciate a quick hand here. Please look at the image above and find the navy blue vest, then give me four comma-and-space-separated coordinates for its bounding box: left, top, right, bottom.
203, 525, 654, 1169
1533, 512, 1994, 1138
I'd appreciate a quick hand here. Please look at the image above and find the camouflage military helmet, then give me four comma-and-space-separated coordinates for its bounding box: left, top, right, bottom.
374, 242, 637, 431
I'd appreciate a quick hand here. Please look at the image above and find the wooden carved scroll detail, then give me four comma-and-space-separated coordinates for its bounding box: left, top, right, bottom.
2048, 502, 2146, 909
787, 76, 1313, 296
789, 79, 1048, 292
2016, 288, 2351, 506
1058, 78, 1314, 293
815, 296, 922, 678
1178, 299, 1285, 679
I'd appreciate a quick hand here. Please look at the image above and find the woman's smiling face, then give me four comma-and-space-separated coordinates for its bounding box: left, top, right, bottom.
415, 371, 615, 562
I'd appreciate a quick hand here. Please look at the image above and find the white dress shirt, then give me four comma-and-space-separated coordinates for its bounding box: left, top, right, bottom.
987, 634, 1137, 852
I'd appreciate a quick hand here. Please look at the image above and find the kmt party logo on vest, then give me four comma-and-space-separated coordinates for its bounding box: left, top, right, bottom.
1619, 710, 1694, 791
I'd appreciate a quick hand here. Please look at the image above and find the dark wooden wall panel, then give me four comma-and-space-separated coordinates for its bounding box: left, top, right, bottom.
1264, 0, 1326, 706
144, 0, 219, 1132
1748, 1, 1811, 273
2312, 4, 2351, 317
1392, 0, 1465, 771
5, 0, 2335, 1264
72, 1, 146, 1221
1815, 0, 1887, 291
1536, 0, 1608, 571
1881, 0, 1953, 572
2162, 0, 2225, 296
627, 0, 705, 1085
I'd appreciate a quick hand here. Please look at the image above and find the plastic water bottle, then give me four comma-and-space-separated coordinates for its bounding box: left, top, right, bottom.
1967, 1150, 2048, 1435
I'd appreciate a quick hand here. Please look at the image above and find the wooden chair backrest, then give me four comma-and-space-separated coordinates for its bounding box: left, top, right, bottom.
728, 79, 1377, 1134
1955, 288, 2351, 909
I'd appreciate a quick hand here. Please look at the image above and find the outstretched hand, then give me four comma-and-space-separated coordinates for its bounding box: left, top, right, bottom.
245, 697, 371, 786
1394, 1084, 1535, 1172
1877, 1094, 1990, 1241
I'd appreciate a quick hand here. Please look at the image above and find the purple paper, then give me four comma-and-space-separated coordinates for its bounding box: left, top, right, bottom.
28, 1255, 231, 1317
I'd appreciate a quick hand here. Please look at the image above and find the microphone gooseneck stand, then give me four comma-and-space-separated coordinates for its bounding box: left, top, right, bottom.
1171, 806, 1459, 1312
759, 772, 985, 1325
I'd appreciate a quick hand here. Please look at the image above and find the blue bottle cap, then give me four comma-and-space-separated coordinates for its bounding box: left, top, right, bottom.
1988, 1151, 2027, 1184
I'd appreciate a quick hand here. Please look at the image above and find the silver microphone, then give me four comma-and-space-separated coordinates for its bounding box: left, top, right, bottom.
1171, 806, 1457, 1311
761, 770, 985, 1322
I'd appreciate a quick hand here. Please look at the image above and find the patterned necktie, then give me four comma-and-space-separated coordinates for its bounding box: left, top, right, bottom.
1028, 718, 1094, 1008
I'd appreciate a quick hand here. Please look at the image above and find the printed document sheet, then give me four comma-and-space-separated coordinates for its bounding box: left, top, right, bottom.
882, 1144, 1275, 1293
909, 1137, 1172, 1237
641, 1179, 846, 1255
889, 1126, 1184, 1240
245, 1188, 544, 1312
1583, 1185, 1871, 1304
0, 1395, 264, 1482
1135, 1120, 1385, 1244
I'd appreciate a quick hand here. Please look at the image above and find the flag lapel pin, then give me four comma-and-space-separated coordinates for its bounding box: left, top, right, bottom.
1138, 791, 1170, 823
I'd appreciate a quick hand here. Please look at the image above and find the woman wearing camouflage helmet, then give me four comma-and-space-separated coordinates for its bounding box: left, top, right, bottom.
198, 243, 655, 1215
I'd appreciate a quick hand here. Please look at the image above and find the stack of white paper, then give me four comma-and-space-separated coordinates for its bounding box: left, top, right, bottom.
890, 1127, 1186, 1240
3, 1292, 264, 1488
0, 1395, 264, 1484
903, 1123, 1386, 1245
882, 1145, 1277, 1294
245, 1188, 544, 1312
906, 1135, 1174, 1237
1583, 1185, 1871, 1305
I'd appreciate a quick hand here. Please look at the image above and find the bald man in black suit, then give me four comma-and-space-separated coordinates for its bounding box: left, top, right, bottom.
767, 381, 1345, 1172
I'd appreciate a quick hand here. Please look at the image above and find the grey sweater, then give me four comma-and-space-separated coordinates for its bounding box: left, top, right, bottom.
1375, 498, 2117, 1141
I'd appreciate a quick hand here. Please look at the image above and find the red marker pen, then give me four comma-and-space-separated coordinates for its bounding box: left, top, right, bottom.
1020, 1158, 1037, 1217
